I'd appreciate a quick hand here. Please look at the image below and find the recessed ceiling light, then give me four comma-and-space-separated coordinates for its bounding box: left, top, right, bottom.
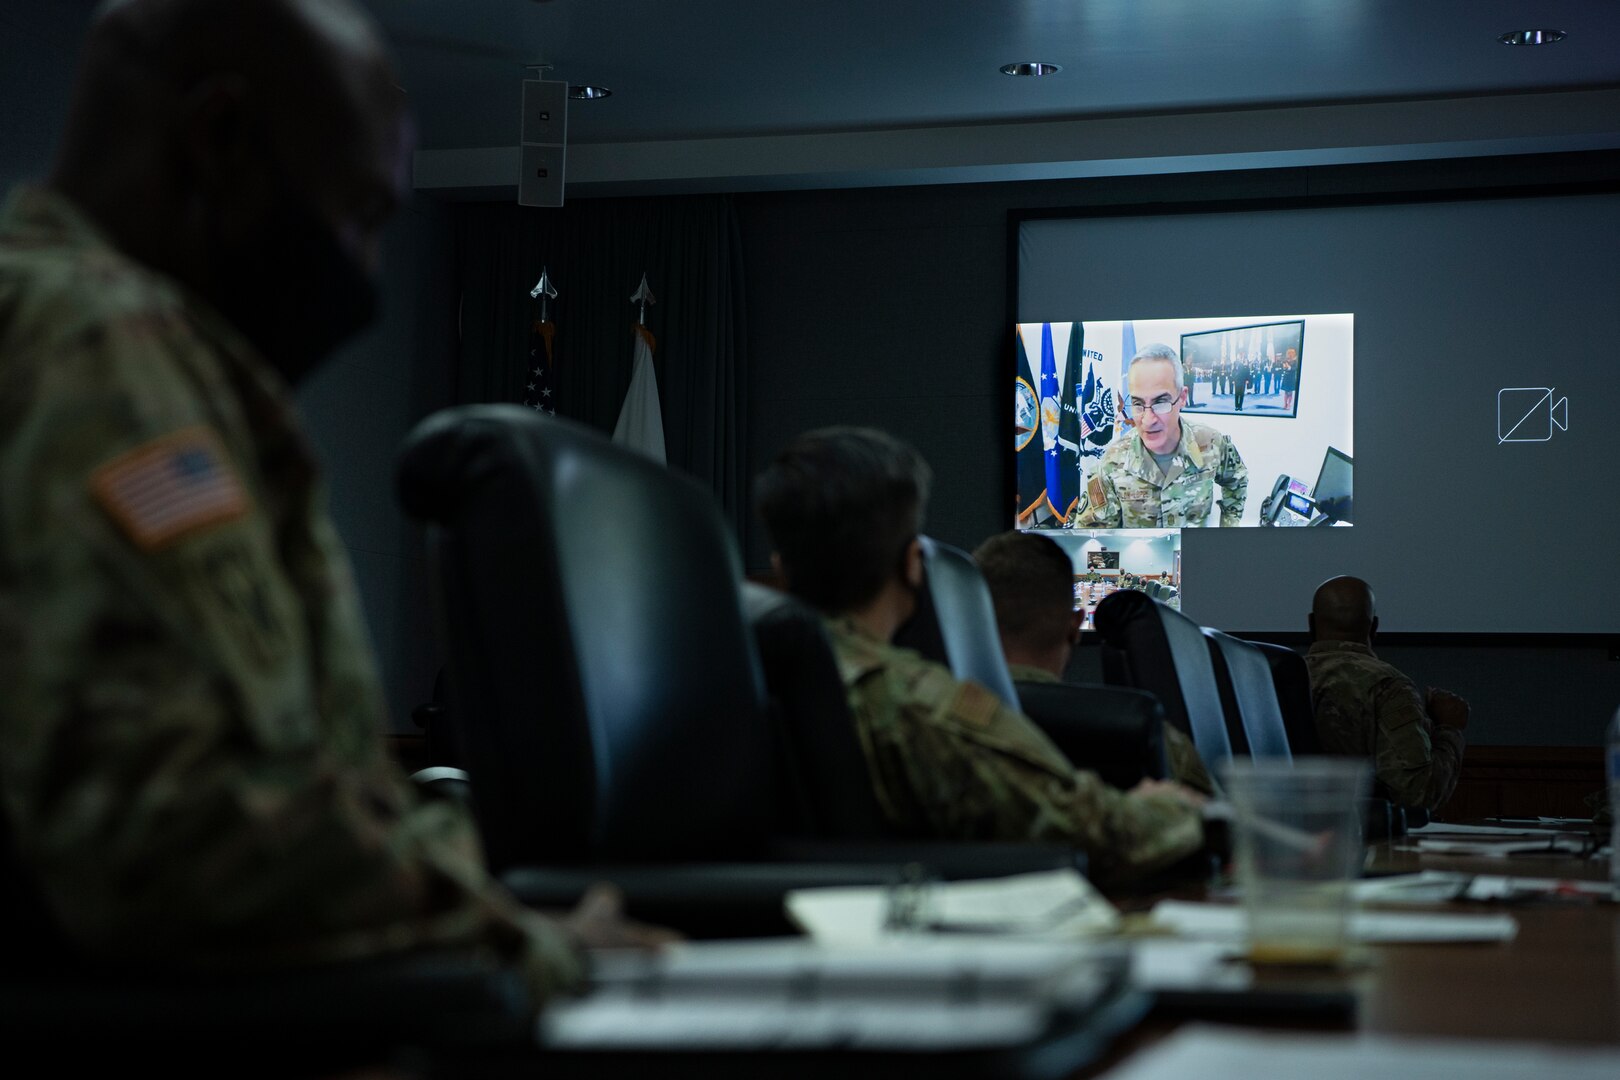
1000, 62, 1061, 77
1498, 29, 1566, 46
569, 85, 612, 100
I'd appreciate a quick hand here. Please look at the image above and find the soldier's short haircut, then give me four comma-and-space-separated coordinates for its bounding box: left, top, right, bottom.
1128, 343, 1184, 390
973, 531, 1075, 654
755, 427, 931, 614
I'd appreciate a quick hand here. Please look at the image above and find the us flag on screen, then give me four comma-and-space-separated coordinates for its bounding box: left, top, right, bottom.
522, 318, 556, 415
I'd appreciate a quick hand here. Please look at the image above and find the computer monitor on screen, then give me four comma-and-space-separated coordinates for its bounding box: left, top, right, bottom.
1313, 447, 1354, 524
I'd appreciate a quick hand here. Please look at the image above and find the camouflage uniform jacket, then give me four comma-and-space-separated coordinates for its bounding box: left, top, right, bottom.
1305, 640, 1465, 812
827, 618, 1203, 884
0, 187, 580, 997
1068, 419, 1248, 528
1006, 664, 1215, 796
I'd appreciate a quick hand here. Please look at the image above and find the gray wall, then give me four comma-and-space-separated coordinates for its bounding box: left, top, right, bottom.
0, 2, 93, 190
736, 154, 1620, 747
297, 197, 458, 729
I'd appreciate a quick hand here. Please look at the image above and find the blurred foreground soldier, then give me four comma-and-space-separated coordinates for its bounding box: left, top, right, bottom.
0, 0, 663, 995
1306, 576, 1468, 812
756, 427, 1205, 885
974, 531, 1214, 796
1070, 344, 1248, 528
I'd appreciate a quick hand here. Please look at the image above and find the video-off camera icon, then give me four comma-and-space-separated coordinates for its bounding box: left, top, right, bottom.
1497, 387, 1568, 444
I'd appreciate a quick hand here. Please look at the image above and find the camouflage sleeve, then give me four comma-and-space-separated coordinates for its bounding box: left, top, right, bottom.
1163, 724, 1215, 796
1069, 469, 1122, 528
1216, 435, 1248, 526
896, 675, 1204, 884
1370, 677, 1463, 811
0, 313, 581, 1000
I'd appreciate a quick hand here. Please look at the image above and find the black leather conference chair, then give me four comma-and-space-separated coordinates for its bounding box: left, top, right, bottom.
399, 407, 1067, 926
1248, 641, 1323, 756
741, 581, 890, 840
1202, 629, 1294, 761
892, 536, 1020, 708
1012, 680, 1170, 791
1092, 590, 1234, 773
398, 405, 772, 872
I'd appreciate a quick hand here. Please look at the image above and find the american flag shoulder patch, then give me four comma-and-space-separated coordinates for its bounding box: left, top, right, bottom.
90, 427, 250, 551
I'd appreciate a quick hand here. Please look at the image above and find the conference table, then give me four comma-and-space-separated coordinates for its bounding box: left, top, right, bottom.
528, 820, 1615, 1079
1088, 822, 1619, 1075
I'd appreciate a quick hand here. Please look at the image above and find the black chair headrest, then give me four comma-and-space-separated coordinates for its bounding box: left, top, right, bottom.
1092, 590, 1233, 768
1203, 629, 1294, 761
1248, 641, 1322, 756
398, 406, 770, 866
893, 536, 1020, 709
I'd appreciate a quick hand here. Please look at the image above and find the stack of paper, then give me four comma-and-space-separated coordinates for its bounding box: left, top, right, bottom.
539, 937, 1125, 1050
1401, 836, 1588, 858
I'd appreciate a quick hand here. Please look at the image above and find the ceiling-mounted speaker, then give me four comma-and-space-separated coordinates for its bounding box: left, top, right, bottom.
519, 78, 567, 207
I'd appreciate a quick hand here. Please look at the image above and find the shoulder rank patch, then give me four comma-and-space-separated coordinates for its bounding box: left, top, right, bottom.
951, 681, 1003, 729
90, 427, 249, 551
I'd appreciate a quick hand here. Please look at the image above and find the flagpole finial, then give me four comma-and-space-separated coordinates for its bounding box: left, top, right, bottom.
530, 266, 559, 321
529, 267, 558, 301
628, 272, 656, 326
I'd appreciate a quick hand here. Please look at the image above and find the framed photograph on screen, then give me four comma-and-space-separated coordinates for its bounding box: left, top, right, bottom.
1180, 319, 1304, 419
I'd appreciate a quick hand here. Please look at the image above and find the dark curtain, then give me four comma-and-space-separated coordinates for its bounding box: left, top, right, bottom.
453, 196, 749, 532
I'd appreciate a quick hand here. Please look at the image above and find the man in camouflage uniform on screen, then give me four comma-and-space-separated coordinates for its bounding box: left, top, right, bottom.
1069, 343, 1249, 528
973, 530, 1214, 796
0, 0, 660, 993
1306, 577, 1468, 812
756, 427, 1206, 885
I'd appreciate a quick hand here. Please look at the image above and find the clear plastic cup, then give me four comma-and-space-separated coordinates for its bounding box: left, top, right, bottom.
1220, 757, 1370, 966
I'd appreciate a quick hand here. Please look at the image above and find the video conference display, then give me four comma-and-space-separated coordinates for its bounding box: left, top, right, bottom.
1014, 315, 1354, 531
1015, 193, 1620, 633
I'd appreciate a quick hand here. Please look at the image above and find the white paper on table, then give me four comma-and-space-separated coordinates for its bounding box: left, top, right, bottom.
1462, 876, 1614, 901
1351, 871, 1471, 905
1408, 822, 1546, 837
540, 994, 1052, 1050
1128, 939, 1250, 991
785, 868, 1118, 945
543, 936, 1121, 1051
1484, 817, 1595, 827
586, 936, 1115, 995
1098, 1024, 1620, 1080
1403, 837, 1587, 858
1150, 900, 1517, 943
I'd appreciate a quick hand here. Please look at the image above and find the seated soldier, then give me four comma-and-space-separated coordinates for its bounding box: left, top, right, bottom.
0, 0, 663, 994
973, 530, 1214, 795
1307, 576, 1468, 812
755, 426, 1205, 884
